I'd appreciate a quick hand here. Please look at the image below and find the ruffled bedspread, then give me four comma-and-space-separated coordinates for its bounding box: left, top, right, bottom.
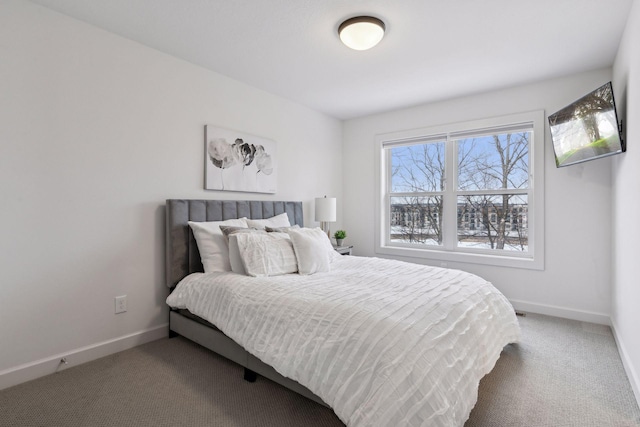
166, 256, 520, 427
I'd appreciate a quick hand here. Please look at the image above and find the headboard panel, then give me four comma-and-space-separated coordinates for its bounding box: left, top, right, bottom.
165, 199, 304, 287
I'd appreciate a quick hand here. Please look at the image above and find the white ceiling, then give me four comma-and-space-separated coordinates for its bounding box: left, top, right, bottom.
29, 0, 634, 120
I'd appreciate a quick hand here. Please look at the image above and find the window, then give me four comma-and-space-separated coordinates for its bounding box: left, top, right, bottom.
376, 111, 544, 270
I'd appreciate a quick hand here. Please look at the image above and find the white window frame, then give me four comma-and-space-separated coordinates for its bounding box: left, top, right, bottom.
375, 110, 545, 270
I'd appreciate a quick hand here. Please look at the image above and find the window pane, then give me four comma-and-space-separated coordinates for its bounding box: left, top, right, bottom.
456, 195, 528, 251
390, 142, 445, 192
390, 196, 443, 246
457, 132, 530, 191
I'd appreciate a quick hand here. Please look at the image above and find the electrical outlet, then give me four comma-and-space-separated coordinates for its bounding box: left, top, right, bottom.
115, 295, 127, 314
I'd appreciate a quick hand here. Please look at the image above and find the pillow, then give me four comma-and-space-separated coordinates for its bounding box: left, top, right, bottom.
235, 233, 298, 277
227, 235, 246, 274
265, 224, 300, 233
220, 226, 267, 275
245, 212, 291, 230
188, 218, 248, 273
219, 225, 253, 237
287, 227, 335, 275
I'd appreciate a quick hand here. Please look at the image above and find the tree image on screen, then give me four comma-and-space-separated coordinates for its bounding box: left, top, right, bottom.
549, 82, 623, 167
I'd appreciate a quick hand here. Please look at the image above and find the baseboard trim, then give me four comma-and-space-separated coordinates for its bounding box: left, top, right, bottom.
0, 323, 168, 391
509, 299, 610, 325
610, 319, 640, 410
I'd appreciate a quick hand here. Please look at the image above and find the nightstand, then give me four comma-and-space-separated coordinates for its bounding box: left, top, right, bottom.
333, 245, 353, 256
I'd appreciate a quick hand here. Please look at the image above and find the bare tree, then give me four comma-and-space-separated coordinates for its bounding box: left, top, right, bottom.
457, 132, 529, 250
391, 143, 445, 244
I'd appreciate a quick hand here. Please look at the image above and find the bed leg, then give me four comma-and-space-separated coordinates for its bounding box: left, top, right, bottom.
243, 368, 257, 383
169, 329, 180, 338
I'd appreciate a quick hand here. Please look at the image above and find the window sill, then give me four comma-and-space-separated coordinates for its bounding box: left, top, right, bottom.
376, 244, 543, 271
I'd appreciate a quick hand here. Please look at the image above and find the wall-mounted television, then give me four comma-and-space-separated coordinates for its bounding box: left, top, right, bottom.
548, 81, 625, 168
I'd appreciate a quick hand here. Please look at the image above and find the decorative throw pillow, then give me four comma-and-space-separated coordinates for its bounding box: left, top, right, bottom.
265, 224, 300, 233
219, 225, 253, 237
287, 227, 334, 275
235, 233, 298, 277
220, 226, 267, 275
244, 212, 291, 230
188, 218, 248, 273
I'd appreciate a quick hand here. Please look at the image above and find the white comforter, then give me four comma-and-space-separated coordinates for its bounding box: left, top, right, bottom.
166, 256, 520, 427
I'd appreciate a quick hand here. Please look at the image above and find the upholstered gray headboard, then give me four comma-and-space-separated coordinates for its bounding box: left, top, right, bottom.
165, 199, 304, 287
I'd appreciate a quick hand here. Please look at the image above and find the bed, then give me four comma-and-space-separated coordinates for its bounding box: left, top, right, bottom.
165, 199, 521, 426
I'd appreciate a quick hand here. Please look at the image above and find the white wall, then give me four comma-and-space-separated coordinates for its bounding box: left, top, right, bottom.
612, 0, 640, 404
0, 0, 342, 387
343, 69, 615, 324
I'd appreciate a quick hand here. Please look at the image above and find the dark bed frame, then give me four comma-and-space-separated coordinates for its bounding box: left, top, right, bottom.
165, 199, 326, 406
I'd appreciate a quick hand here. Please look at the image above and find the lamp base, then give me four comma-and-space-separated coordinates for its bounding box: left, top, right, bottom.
320, 221, 331, 238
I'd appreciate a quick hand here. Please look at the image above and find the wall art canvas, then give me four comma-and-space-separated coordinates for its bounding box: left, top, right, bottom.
204, 125, 277, 193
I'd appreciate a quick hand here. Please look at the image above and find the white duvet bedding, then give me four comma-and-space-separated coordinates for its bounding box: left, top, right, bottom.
166, 256, 520, 427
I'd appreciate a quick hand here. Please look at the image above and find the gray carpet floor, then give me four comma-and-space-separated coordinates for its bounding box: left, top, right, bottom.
1, 313, 639, 427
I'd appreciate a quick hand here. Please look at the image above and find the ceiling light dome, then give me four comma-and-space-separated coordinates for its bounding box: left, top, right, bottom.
338, 16, 385, 51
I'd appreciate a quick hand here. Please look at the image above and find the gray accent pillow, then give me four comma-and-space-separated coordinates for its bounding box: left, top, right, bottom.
265, 224, 301, 233
219, 226, 266, 274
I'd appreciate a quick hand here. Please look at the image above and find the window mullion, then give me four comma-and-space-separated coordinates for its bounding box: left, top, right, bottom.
389, 191, 442, 198
456, 189, 529, 196
384, 148, 392, 246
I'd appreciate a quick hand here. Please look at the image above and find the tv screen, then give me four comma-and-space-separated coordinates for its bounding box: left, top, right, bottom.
548, 81, 624, 168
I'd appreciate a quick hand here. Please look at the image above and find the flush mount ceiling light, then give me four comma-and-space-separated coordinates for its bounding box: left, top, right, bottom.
338, 16, 386, 51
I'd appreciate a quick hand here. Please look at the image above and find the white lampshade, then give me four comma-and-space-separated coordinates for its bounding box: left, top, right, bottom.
338, 16, 385, 51
315, 197, 336, 222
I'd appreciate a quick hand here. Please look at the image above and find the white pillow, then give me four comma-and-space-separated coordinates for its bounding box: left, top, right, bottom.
235, 233, 298, 277
228, 235, 246, 274
244, 212, 291, 230
221, 227, 267, 275
188, 218, 248, 272
287, 227, 334, 275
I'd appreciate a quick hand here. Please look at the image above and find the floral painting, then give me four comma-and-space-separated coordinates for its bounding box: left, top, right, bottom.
204, 126, 277, 193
